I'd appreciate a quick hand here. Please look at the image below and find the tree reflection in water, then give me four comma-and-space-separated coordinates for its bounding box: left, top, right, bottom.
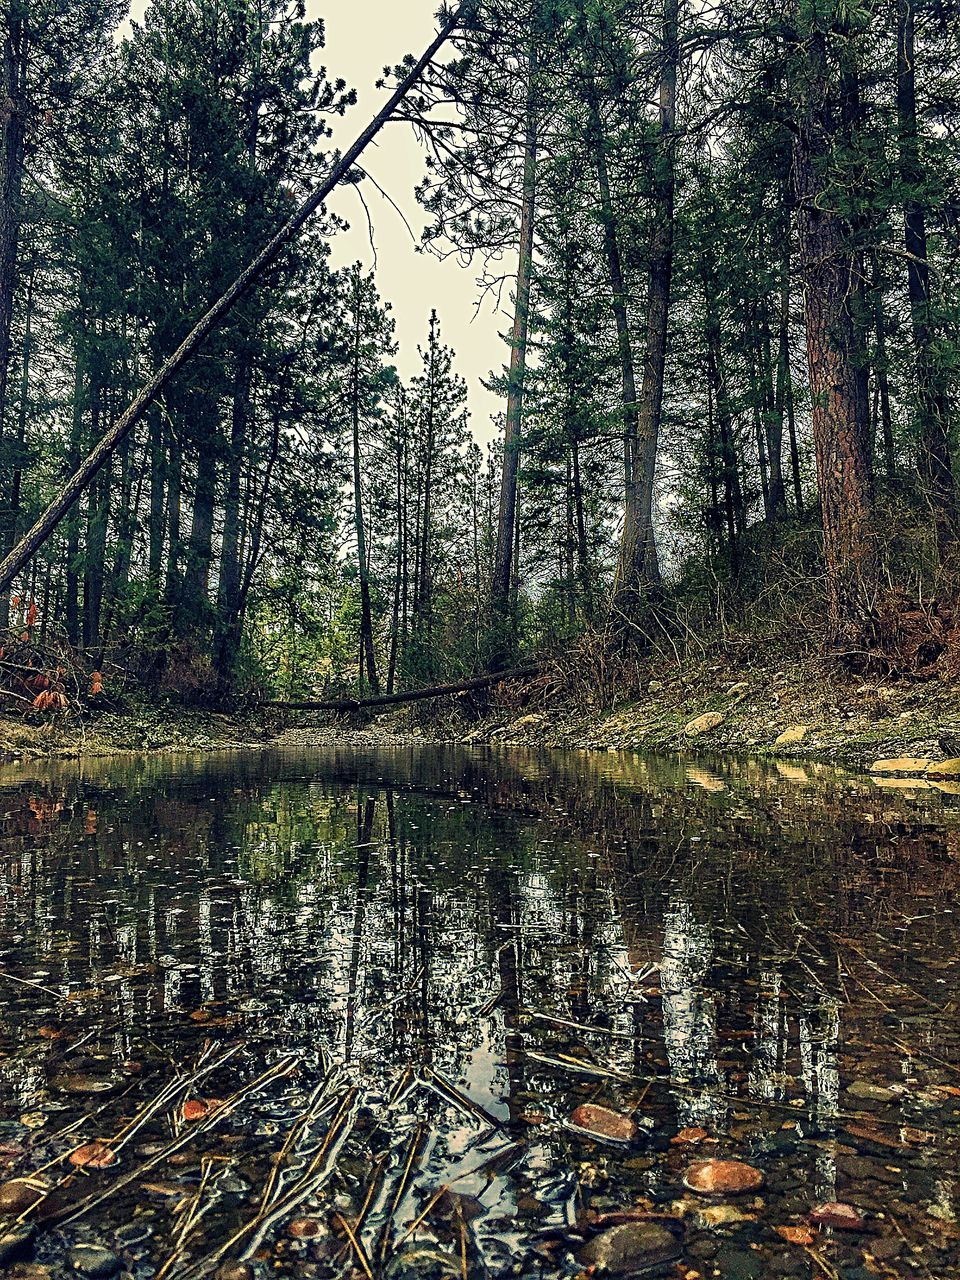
0, 745, 957, 1276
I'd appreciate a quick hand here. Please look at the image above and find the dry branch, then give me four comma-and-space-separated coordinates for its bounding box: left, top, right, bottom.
261, 664, 540, 712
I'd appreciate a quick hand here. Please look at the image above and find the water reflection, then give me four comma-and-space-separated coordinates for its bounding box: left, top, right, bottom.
0, 745, 957, 1277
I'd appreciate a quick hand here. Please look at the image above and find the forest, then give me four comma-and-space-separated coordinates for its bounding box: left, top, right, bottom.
1, 0, 959, 709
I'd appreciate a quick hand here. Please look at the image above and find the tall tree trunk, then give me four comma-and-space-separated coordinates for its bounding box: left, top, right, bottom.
181, 415, 217, 629
897, 0, 957, 556
792, 26, 877, 644
775, 231, 804, 512
214, 359, 252, 685
610, 0, 679, 607
387, 407, 406, 696
0, 265, 30, 628
0, 8, 25, 450
416, 314, 438, 638
702, 263, 740, 573
490, 17, 538, 661
164, 431, 182, 605
574, 3, 651, 606
571, 436, 591, 614
65, 349, 84, 649
147, 405, 165, 585
351, 281, 379, 694
759, 290, 785, 518
870, 255, 896, 480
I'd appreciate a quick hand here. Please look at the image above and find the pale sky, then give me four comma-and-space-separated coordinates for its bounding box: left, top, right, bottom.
125, 0, 508, 441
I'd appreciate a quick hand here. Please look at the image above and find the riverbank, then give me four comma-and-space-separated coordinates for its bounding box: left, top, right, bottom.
1, 649, 959, 774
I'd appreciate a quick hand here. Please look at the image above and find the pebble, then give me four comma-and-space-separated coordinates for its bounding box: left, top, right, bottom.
67, 1245, 121, 1278
683, 1160, 765, 1195
0, 1180, 42, 1214
215, 1266, 254, 1280
0, 1226, 35, 1266
577, 1222, 681, 1274
715, 1244, 763, 1280
695, 1203, 754, 1228
809, 1202, 866, 1231
384, 1246, 461, 1279
52, 1074, 116, 1097
569, 1104, 638, 1144
869, 1236, 903, 1261
846, 1081, 896, 1103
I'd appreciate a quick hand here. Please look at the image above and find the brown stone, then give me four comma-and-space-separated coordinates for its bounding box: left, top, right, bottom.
809, 1202, 866, 1231
774, 726, 809, 747
684, 712, 724, 737
0, 1180, 43, 1214
67, 1142, 116, 1170
671, 1126, 709, 1146
683, 1159, 765, 1195
925, 758, 960, 778
869, 757, 930, 775
577, 1222, 680, 1274
288, 1218, 322, 1239
775, 1225, 815, 1246
569, 1104, 638, 1144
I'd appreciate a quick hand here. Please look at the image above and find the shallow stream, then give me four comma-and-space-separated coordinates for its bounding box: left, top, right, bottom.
0, 746, 957, 1279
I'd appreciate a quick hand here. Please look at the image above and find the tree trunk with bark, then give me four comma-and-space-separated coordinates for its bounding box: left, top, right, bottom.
610, 0, 679, 609
897, 0, 957, 557
350, 279, 379, 694
0, 8, 25, 453
490, 18, 538, 663
792, 26, 877, 644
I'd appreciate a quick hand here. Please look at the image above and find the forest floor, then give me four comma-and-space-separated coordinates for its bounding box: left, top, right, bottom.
1, 648, 959, 775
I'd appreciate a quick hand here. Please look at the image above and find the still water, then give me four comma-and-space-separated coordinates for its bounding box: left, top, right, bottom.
0, 745, 958, 1279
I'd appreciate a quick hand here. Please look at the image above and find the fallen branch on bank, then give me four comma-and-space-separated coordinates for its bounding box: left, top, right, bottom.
0, 5, 466, 595
262, 665, 541, 712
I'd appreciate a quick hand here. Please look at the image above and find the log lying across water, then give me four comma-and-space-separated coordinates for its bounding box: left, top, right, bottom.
262, 665, 541, 712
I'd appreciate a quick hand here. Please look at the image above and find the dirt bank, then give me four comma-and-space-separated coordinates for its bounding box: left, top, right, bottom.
1, 651, 959, 774
467, 650, 960, 772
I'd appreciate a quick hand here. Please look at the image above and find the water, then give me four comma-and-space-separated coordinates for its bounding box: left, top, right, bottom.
0, 745, 958, 1279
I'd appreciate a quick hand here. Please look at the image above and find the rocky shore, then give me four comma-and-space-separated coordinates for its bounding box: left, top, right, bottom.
1, 650, 959, 775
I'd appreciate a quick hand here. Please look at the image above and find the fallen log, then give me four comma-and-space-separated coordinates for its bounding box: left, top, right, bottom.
262, 664, 541, 712
0, 4, 466, 595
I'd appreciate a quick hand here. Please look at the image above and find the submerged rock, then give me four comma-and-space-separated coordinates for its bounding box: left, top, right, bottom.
577, 1222, 681, 1275
683, 1160, 765, 1196
809, 1202, 866, 1231
0, 1225, 35, 1266
67, 1245, 121, 1278
696, 1203, 755, 1227
385, 1246, 461, 1280
570, 1104, 638, 1144
0, 1179, 43, 1214
846, 1080, 896, 1103
214, 1266, 253, 1280
68, 1142, 116, 1170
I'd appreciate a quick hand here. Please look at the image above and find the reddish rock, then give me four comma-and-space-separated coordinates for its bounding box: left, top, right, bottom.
775, 1225, 816, 1246
671, 1126, 709, 1146
683, 1159, 765, 1195
288, 1218, 322, 1239
181, 1098, 224, 1122
809, 1202, 866, 1231
68, 1141, 116, 1170
569, 1104, 638, 1144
